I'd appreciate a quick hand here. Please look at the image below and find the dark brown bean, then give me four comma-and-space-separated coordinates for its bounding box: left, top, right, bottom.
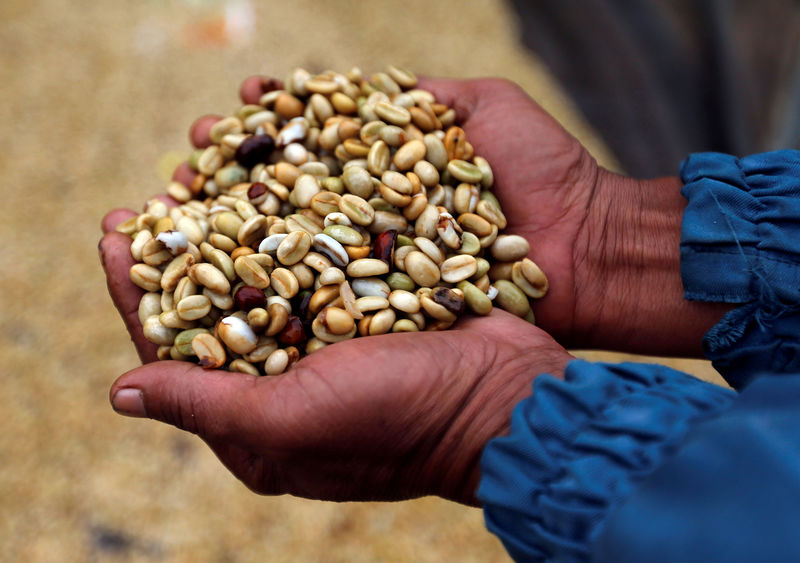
235, 134, 275, 168
234, 286, 267, 310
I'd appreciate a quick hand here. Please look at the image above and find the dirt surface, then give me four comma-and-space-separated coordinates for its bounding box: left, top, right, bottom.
0, 1, 724, 561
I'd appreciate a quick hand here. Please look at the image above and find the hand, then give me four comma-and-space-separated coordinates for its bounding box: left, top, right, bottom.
101, 209, 570, 506
419, 77, 731, 356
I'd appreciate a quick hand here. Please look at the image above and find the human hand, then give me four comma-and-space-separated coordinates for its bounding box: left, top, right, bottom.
417, 77, 731, 356
101, 207, 570, 506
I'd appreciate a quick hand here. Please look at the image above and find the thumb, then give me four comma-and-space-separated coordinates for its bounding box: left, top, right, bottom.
109, 361, 278, 451
417, 76, 482, 124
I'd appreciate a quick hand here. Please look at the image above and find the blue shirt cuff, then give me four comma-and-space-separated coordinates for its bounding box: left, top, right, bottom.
680, 150, 800, 388
478, 360, 735, 562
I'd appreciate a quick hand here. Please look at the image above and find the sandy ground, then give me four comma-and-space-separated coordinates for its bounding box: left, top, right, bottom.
0, 1, 726, 561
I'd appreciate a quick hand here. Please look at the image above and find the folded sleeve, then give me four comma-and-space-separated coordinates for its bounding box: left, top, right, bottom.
680, 150, 800, 388
477, 360, 735, 562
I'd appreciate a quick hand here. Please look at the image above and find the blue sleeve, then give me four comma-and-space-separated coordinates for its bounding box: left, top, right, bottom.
478, 361, 736, 562
479, 150, 800, 562
680, 150, 800, 389
592, 373, 800, 562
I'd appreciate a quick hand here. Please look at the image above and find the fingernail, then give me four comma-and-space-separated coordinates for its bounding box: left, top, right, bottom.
112, 388, 147, 418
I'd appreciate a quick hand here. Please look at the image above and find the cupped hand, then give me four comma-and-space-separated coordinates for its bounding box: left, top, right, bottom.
419, 77, 731, 355
100, 210, 571, 506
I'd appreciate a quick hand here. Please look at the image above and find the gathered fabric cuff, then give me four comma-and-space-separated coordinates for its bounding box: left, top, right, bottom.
680, 150, 800, 388
478, 360, 735, 562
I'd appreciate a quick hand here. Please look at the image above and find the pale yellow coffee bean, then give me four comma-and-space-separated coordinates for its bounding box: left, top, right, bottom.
388, 290, 420, 314
138, 292, 162, 325
318, 306, 355, 335
176, 294, 212, 321
511, 258, 549, 299
264, 349, 290, 375
374, 101, 411, 126
192, 333, 226, 368
339, 194, 375, 226
270, 268, 300, 299
393, 139, 426, 170
440, 255, 478, 283
290, 262, 316, 289
142, 316, 178, 346
130, 264, 162, 292
293, 174, 321, 208
218, 315, 259, 354
234, 255, 270, 289
189, 263, 231, 294
404, 251, 441, 287
161, 253, 195, 292
355, 295, 390, 313
276, 230, 312, 265
491, 234, 531, 262
421, 134, 446, 171
346, 258, 390, 277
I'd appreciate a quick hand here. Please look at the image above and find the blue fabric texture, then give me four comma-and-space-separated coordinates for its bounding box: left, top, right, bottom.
680, 150, 800, 388
592, 373, 800, 563
478, 360, 735, 562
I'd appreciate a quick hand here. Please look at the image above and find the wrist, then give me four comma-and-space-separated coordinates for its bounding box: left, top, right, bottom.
574, 170, 732, 356
423, 337, 572, 506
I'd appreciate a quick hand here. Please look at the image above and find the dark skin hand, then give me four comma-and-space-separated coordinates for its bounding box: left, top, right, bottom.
102, 206, 570, 505
101, 75, 728, 506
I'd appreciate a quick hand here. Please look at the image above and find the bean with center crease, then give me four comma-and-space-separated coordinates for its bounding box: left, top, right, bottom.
176, 294, 212, 321
440, 254, 478, 283
234, 255, 270, 289
192, 333, 226, 368
276, 230, 312, 265
130, 264, 163, 292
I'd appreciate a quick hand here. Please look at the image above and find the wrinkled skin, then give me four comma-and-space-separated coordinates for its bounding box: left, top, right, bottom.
100, 76, 728, 506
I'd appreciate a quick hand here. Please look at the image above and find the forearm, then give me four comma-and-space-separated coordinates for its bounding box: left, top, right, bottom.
573, 169, 731, 356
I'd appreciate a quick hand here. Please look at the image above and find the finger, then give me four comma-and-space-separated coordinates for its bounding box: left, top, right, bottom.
99, 231, 158, 363
417, 77, 481, 124
110, 361, 279, 450
453, 306, 527, 332
171, 161, 198, 188
109, 329, 448, 454
189, 114, 222, 149
239, 75, 283, 105
142, 194, 180, 210
101, 208, 137, 235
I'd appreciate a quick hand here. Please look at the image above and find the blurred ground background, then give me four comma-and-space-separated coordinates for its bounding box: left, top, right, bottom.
0, 1, 726, 561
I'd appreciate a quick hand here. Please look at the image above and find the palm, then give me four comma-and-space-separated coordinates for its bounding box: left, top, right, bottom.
200, 313, 566, 505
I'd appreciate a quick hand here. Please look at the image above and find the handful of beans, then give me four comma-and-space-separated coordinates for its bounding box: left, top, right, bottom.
118, 66, 548, 375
